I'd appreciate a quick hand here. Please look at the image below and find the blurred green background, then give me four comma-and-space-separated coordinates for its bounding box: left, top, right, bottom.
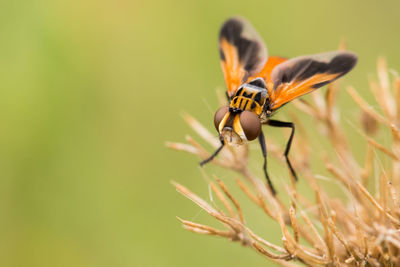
1, 0, 400, 266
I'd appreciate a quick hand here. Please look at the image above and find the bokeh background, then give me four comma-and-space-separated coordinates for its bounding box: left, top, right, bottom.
1, 0, 400, 266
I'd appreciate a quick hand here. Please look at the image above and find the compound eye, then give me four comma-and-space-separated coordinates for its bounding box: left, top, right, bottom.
239, 111, 261, 141
214, 106, 229, 131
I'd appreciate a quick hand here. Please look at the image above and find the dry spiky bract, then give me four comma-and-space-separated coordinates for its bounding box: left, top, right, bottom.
167, 58, 400, 266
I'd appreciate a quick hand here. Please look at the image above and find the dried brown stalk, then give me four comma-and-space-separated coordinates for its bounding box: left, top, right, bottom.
168, 58, 400, 266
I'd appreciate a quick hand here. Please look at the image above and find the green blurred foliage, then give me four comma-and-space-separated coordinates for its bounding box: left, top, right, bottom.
0, 0, 399, 266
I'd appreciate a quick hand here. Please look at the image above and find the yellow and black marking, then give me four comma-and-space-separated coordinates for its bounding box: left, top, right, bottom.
229, 83, 267, 116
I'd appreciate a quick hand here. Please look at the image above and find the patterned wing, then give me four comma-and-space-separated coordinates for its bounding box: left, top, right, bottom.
219, 17, 268, 98
268, 51, 357, 110
246, 56, 287, 96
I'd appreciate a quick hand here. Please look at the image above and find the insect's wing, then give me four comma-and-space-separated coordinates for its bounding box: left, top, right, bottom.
268, 51, 357, 110
219, 17, 268, 98
246, 56, 287, 89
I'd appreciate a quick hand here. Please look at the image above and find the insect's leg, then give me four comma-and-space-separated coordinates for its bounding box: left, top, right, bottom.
267, 120, 298, 181
199, 136, 225, 166
258, 131, 277, 195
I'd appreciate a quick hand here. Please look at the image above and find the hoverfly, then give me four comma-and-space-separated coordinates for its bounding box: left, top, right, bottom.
200, 17, 357, 194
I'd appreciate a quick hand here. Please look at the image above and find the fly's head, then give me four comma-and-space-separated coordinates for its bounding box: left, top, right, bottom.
213, 106, 261, 146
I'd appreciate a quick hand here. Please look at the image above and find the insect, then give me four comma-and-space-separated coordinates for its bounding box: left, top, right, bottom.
200, 17, 357, 194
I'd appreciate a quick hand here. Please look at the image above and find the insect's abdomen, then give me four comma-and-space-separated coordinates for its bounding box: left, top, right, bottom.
229, 85, 266, 116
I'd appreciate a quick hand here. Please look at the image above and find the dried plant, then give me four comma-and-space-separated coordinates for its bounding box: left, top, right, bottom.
167, 57, 400, 266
